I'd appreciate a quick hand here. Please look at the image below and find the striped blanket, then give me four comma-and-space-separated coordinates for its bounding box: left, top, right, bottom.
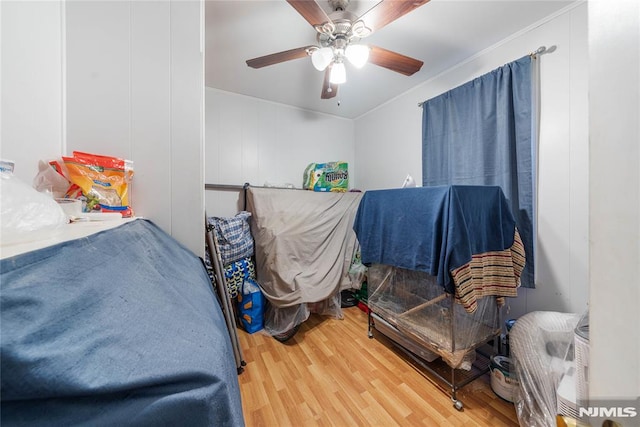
451, 229, 525, 313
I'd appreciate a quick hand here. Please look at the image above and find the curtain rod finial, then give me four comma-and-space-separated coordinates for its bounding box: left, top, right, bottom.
531, 45, 557, 57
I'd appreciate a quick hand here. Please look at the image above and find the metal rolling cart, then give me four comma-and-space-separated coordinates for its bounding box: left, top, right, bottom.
365, 265, 501, 411
368, 302, 498, 411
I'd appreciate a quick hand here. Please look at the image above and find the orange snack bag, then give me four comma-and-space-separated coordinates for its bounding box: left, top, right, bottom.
62, 151, 134, 217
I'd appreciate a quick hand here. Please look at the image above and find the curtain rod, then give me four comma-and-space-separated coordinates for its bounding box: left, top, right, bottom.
417, 46, 547, 108
204, 183, 299, 191
204, 183, 250, 191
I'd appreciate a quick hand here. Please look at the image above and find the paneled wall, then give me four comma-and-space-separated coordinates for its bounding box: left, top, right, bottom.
65, 1, 204, 255
354, 3, 589, 320
1, 0, 64, 179
588, 0, 639, 402
205, 88, 355, 218
1, 1, 205, 256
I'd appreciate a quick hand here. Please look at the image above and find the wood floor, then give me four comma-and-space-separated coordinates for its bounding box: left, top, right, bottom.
236, 306, 520, 427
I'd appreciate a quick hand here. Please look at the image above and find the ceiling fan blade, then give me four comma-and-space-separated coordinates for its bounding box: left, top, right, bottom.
287, 0, 332, 27
357, 0, 430, 35
321, 67, 338, 99
246, 46, 314, 69
368, 45, 423, 76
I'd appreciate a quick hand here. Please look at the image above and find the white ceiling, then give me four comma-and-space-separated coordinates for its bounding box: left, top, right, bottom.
205, 0, 575, 119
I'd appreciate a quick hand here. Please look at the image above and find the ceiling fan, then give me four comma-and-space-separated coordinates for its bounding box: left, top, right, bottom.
246, 0, 430, 99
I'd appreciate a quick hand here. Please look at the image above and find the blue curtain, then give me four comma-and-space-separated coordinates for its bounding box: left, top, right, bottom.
421, 55, 535, 288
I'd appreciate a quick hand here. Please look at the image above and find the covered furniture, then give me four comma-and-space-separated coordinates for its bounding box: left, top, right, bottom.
246, 187, 363, 338
353, 185, 525, 409
1, 219, 244, 426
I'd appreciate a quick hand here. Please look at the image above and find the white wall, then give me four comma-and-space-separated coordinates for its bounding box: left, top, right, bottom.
1, 1, 64, 180
354, 3, 589, 321
1, 1, 205, 256
205, 88, 355, 218
588, 0, 639, 404
66, 0, 204, 256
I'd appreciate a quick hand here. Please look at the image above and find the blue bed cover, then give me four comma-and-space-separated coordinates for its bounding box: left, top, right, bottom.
1, 219, 244, 426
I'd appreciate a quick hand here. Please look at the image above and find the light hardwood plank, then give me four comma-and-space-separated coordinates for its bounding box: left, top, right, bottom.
236, 307, 519, 426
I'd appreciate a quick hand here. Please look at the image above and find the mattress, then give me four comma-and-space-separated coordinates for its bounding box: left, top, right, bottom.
0, 219, 244, 426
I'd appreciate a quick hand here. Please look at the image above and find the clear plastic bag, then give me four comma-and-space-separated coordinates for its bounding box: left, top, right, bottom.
32, 160, 71, 198
0, 173, 67, 245
348, 252, 367, 290
510, 311, 581, 427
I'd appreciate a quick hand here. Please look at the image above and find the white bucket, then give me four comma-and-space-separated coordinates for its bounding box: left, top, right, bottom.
490, 355, 519, 402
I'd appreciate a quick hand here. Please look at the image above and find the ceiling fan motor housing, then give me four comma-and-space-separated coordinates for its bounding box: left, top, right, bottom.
328, 0, 350, 12
318, 20, 357, 46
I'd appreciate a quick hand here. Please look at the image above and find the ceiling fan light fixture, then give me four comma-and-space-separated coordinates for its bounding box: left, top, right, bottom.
350, 20, 371, 38
246, 0, 429, 100
330, 61, 346, 84
311, 47, 333, 71
345, 44, 369, 68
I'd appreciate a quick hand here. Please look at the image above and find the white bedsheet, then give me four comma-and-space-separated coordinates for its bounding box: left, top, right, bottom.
0, 217, 135, 260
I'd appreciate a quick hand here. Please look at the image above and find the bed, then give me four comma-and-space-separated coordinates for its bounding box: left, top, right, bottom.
245, 187, 363, 339
1, 218, 245, 426
353, 185, 525, 409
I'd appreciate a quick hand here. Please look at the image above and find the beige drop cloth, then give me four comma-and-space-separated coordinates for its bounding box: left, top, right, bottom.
247, 187, 363, 308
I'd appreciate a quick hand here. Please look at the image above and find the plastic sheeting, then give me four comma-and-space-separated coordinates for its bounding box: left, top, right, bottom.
367, 264, 500, 369
509, 311, 581, 427
263, 291, 342, 336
